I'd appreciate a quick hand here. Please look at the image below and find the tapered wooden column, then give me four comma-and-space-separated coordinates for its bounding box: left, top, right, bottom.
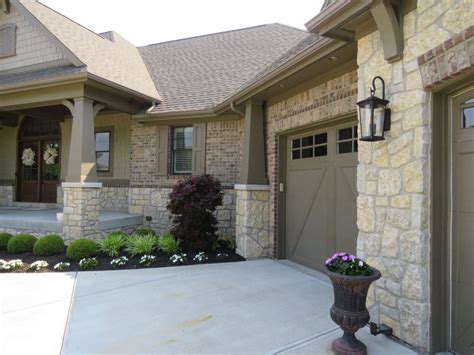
239, 99, 268, 185
62, 98, 105, 183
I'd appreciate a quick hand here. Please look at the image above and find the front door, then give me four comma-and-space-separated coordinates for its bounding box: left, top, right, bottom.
451, 87, 474, 354
17, 117, 61, 203
285, 122, 358, 271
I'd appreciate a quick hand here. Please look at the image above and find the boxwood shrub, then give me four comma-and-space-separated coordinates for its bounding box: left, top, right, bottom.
0, 233, 13, 251
7, 234, 38, 254
33, 235, 65, 257
67, 239, 98, 260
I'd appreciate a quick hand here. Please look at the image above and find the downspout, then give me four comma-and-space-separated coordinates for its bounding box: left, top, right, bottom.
230, 101, 245, 117
146, 102, 157, 114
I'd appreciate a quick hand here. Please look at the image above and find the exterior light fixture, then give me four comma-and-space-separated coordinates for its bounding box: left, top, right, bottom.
357, 76, 391, 142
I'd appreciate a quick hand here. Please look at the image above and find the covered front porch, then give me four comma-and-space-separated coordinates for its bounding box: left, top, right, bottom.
0, 72, 153, 240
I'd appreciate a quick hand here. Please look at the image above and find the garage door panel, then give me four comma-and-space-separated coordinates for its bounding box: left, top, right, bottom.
286, 168, 328, 258
286, 123, 358, 271
335, 166, 358, 254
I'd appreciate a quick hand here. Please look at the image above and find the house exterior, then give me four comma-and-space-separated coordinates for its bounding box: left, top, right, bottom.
0, 0, 473, 353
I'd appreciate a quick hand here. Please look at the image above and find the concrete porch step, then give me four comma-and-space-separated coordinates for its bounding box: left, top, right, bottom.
10, 202, 62, 209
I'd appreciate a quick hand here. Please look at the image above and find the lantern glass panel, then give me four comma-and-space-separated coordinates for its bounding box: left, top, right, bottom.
373, 105, 386, 138
358, 102, 372, 138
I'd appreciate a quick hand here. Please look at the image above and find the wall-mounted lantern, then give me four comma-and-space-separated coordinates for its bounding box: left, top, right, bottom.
357, 76, 391, 142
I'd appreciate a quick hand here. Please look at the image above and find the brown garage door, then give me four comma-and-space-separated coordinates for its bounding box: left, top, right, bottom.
452, 89, 474, 354
286, 123, 358, 271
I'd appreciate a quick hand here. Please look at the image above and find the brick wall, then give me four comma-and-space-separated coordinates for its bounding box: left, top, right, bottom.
0, 4, 65, 71
130, 118, 243, 186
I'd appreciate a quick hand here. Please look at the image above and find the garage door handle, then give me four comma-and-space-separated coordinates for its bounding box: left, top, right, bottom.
280, 183, 284, 192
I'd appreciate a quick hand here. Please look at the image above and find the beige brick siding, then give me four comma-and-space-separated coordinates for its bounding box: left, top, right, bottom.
0, 4, 65, 71
206, 120, 243, 185
130, 118, 243, 186
265, 70, 358, 256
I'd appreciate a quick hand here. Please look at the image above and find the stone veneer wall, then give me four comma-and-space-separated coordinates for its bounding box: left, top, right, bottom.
235, 188, 271, 258
129, 187, 236, 237
0, 185, 14, 205
62, 187, 100, 242
0, 226, 59, 238
265, 70, 358, 256
355, 1, 473, 350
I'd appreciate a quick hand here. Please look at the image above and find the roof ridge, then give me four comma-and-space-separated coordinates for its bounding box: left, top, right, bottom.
35, 0, 109, 42
138, 23, 287, 48
271, 22, 308, 33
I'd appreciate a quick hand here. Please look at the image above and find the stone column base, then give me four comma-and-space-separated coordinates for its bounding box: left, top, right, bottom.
62, 182, 102, 242
0, 185, 14, 206
235, 184, 271, 258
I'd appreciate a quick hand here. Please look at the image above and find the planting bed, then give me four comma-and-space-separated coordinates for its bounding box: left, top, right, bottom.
0, 250, 244, 273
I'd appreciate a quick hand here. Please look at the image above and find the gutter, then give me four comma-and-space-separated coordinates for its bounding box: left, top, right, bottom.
0, 72, 88, 94
230, 101, 245, 117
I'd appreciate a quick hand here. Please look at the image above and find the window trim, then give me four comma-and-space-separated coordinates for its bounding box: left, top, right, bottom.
95, 128, 113, 177
290, 131, 328, 160
171, 126, 193, 175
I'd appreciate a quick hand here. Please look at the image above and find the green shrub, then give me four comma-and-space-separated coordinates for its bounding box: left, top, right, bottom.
157, 233, 180, 255
134, 228, 157, 237
33, 235, 65, 257
0, 233, 13, 251
125, 234, 156, 256
7, 234, 38, 254
99, 232, 127, 257
67, 239, 98, 260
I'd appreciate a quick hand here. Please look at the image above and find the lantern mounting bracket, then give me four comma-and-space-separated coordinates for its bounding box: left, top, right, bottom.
370, 76, 391, 132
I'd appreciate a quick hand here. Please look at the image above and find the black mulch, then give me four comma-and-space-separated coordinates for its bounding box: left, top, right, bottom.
0, 250, 245, 273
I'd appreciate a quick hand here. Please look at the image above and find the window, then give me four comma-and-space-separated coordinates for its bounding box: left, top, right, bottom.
0, 24, 16, 59
291, 132, 327, 160
172, 127, 193, 174
337, 126, 358, 154
461, 98, 474, 129
95, 131, 111, 172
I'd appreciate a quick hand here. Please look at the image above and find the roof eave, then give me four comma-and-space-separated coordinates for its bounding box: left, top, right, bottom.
133, 108, 217, 122
0, 72, 88, 94
87, 73, 161, 104
305, 0, 373, 38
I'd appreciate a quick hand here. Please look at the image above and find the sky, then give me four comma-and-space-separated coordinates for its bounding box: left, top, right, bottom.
40, 0, 325, 46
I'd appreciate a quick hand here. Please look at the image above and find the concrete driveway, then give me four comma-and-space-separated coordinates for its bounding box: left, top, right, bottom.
0, 260, 415, 354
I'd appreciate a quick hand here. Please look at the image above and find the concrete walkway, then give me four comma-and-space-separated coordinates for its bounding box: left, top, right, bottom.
0, 260, 416, 355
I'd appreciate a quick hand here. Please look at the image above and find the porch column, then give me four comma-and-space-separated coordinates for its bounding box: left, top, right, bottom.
61, 98, 105, 242
235, 100, 271, 258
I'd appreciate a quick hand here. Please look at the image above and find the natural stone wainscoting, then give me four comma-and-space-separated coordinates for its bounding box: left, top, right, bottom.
235, 185, 271, 258
129, 186, 237, 237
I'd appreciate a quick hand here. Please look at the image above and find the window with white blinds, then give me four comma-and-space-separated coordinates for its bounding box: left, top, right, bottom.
172, 127, 193, 174
0, 24, 16, 59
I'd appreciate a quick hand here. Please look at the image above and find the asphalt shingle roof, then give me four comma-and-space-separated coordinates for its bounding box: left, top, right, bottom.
139, 24, 308, 113
19, 0, 160, 100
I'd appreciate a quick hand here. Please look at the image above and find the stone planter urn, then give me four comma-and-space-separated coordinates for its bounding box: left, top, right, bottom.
324, 266, 381, 355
